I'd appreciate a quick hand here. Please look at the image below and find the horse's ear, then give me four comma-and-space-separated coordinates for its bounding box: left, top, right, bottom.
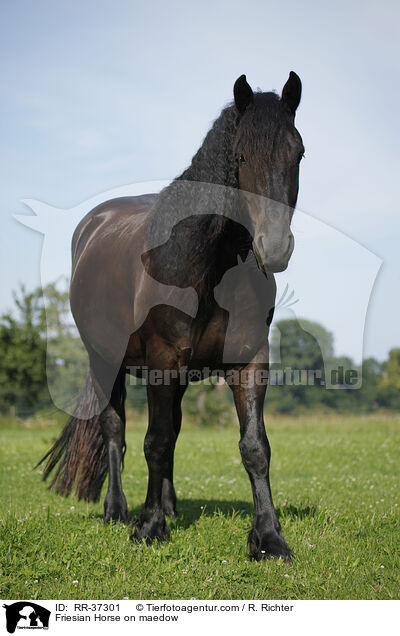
234, 74, 254, 115
281, 71, 302, 116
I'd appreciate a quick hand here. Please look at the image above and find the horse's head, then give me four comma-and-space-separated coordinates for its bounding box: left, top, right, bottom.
233, 72, 304, 273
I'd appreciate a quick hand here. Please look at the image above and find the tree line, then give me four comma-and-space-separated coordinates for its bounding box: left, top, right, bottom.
0, 283, 398, 419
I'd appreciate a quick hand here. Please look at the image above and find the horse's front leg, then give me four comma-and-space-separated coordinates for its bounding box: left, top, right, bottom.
230, 365, 292, 561
161, 384, 186, 518
133, 381, 179, 543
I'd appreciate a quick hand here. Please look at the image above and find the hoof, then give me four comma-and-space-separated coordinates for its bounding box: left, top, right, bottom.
132, 509, 170, 544
249, 528, 293, 562
103, 494, 128, 524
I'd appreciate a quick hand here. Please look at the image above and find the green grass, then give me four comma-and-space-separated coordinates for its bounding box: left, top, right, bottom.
0, 413, 399, 600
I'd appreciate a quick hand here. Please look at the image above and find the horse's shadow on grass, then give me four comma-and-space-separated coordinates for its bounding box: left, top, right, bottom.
91, 500, 318, 529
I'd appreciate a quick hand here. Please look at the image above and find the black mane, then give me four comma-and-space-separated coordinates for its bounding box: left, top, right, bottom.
145, 92, 287, 293
178, 103, 239, 187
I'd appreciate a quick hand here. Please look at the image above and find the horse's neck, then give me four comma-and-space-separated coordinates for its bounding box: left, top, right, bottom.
178, 105, 238, 187
146, 106, 243, 288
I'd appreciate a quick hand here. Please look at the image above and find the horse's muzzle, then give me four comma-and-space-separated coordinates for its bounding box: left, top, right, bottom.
252, 232, 295, 274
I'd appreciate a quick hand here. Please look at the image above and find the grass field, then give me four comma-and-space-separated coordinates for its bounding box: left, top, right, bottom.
0, 412, 399, 600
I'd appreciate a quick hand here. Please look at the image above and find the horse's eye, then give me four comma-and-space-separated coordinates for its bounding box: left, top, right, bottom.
239, 154, 246, 164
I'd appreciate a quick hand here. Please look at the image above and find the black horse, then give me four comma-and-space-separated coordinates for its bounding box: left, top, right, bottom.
39, 72, 304, 560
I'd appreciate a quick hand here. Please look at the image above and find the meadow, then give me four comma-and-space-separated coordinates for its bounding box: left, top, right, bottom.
0, 412, 399, 600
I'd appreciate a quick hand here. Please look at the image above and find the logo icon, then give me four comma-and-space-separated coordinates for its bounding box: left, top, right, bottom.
3, 602, 50, 634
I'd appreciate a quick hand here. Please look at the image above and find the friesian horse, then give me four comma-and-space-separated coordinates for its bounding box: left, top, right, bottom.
39, 72, 304, 560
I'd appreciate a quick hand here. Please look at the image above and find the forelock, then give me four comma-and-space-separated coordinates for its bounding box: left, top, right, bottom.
234, 91, 289, 166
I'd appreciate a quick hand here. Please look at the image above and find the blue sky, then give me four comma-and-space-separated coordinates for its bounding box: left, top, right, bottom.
1, 0, 399, 361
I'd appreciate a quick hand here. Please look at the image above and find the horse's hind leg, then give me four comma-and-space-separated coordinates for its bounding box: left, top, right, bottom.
133, 381, 181, 543
100, 369, 128, 523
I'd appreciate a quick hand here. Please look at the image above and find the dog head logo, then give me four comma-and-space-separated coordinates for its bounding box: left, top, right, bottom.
3, 602, 50, 633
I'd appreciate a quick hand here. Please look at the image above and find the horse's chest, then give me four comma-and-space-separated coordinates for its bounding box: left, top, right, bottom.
190, 307, 228, 367
191, 292, 272, 369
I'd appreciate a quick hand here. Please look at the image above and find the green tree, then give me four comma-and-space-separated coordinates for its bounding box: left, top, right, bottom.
0, 281, 87, 416
0, 285, 48, 414
357, 357, 382, 411
377, 349, 400, 409
268, 318, 334, 412
272, 318, 334, 369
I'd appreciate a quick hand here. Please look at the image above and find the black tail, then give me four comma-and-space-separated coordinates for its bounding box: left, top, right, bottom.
37, 372, 108, 502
